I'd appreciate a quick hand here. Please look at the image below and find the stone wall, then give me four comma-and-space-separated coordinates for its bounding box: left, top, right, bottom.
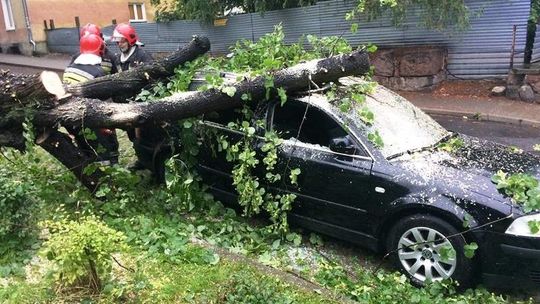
370, 46, 447, 91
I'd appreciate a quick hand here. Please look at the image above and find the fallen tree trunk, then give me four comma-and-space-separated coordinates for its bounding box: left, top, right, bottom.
67, 36, 211, 99
34, 50, 370, 129
0, 71, 58, 150
2, 48, 370, 191
0, 36, 211, 150
38, 129, 105, 191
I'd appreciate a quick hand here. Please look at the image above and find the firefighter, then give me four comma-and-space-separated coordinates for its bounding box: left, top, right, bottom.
63, 33, 119, 165
111, 23, 169, 184
111, 23, 153, 71
73, 23, 118, 75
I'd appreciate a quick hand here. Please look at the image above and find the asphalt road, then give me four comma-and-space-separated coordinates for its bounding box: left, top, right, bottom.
431, 114, 540, 155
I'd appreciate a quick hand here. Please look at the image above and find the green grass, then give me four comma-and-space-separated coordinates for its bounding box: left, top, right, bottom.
0, 131, 535, 304
0, 249, 340, 303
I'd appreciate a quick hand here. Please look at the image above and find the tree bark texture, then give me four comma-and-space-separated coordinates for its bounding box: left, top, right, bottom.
1, 71, 58, 150
34, 50, 371, 129
0, 36, 211, 150
37, 129, 104, 191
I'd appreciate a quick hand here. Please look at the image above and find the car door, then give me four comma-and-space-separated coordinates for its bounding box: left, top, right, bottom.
196, 107, 264, 200
269, 100, 377, 236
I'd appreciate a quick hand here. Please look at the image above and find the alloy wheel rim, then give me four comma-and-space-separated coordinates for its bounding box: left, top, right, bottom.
397, 226, 457, 283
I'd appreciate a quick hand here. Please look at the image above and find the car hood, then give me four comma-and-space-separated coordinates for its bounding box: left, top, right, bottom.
393, 135, 540, 210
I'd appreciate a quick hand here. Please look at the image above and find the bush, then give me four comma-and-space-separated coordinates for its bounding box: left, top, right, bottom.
0, 167, 34, 240
222, 271, 294, 304
40, 216, 128, 292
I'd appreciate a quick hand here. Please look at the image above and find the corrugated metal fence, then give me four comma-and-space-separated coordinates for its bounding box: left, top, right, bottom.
47, 0, 530, 79
531, 25, 540, 63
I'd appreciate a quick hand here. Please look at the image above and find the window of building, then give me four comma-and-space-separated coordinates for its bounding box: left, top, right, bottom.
1, 0, 15, 31
129, 3, 146, 22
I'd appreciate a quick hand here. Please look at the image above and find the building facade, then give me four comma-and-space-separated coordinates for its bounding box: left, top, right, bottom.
0, 0, 155, 55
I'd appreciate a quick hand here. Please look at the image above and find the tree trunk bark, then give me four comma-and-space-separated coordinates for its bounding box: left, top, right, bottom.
37, 129, 104, 191
0, 36, 211, 150
34, 50, 370, 129
1, 71, 58, 150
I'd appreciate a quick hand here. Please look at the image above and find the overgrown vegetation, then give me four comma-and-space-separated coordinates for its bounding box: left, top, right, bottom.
0, 26, 534, 303
152, 0, 474, 33
347, 0, 474, 33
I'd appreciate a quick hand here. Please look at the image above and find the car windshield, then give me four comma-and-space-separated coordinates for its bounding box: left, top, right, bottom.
343, 79, 449, 158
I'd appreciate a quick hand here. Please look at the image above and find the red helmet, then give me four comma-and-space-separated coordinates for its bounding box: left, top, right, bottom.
80, 23, 102, 38
112, 23, 138, 46
80, 34, 105, 56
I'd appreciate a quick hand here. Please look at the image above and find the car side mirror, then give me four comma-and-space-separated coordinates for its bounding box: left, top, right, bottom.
329, 136, 357, 155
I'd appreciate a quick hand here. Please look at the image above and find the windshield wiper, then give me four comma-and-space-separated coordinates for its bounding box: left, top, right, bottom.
387, 132, 456, 161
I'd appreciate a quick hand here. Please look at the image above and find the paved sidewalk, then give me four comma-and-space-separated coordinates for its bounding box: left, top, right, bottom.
400, 92, 540, 128
1, 53, 539, 128
0, 53, 70, 72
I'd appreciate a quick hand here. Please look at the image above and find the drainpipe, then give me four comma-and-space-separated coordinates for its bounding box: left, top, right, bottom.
21, 0, 36, 52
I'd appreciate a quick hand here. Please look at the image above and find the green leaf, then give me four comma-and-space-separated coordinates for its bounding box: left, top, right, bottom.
183, 121, 193, 128
464, 242, 478, 259
528, 220, 540, 234
351, 92, 366, 104
82, 128, 97, 140
462, 214, 474, 228
309, 233, 323, 246
367, 131, 384, 148
241, 93, 251, 101
222, 86, 237, 97
289, 168, 301, 185
350, 23, 359, 33
184, 176, 194, 185
438, 245, 456, 263
339, 98, 351, 112
277, 87, 287, 106
359, 107, 374, 125
95, 185, 111, 198
366, 44, 378, 53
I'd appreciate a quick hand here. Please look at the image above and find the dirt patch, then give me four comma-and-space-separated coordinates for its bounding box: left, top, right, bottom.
431, 79, 506, 98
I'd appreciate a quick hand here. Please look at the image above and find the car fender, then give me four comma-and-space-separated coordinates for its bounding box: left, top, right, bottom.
377, 194, 478, 246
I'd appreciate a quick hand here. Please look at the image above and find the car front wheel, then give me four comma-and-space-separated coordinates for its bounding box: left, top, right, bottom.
386, 214, 475, 288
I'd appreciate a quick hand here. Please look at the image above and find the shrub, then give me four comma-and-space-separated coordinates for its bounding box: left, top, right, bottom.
222, 271, 294, 304
0, 168, 34, 240
40, 216, 128, 292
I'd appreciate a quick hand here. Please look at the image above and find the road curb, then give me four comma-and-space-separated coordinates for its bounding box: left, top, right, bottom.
420, 107, 540, 129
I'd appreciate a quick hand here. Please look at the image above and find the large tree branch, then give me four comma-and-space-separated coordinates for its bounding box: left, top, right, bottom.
37, 129, 104, 191
66, 36, 211, 99
2, 48, 370, 191
34, 50, 370, 129
0, 36, 212, 151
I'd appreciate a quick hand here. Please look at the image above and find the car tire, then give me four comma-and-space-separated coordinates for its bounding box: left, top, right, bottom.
386, 214, 475, 288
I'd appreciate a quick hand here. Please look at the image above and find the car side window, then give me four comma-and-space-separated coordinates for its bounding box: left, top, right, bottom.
272, 101, 368, 157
